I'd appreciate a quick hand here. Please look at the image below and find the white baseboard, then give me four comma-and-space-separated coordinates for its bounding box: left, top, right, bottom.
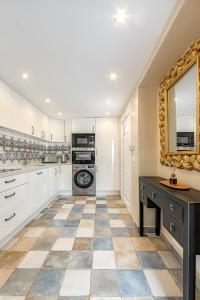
96, 190, 120, 196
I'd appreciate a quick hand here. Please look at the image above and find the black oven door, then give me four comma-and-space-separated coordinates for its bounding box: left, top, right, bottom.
72, 151, 95, 164
72, 134, 95, 148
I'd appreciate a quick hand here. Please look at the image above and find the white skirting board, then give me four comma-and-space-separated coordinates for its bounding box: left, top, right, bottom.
96, 190, 120, 196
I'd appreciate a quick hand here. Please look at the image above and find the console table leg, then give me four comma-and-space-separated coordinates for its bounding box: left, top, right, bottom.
155, 206, 161, 236
139, 201, 144, 236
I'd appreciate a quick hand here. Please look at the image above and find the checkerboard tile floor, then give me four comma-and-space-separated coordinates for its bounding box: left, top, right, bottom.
0, 196, 185, 299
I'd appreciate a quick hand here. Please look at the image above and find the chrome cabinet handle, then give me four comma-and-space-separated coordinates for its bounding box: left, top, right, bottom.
151, 192, 155, 199
36, 171, 43, 175
4, 192, 16, 199
51, 134, 53, 141
169, 203, 174, 212
31, 126, 35, 135
5, 213, 16, 222
55, 168, 57, 175
59, 167, 61, 174
141, 183, 144, 190
170, 222, 175, 232
5, 178, 16, 184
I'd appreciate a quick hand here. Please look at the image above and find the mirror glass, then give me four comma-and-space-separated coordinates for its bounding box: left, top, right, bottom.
168, 63, 197, 152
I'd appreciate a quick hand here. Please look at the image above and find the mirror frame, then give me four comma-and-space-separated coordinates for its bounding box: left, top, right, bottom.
159, 37, 200, 171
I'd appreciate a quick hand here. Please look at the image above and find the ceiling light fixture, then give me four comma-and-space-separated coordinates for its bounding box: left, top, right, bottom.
109, 72, 118, 81
106, 99, 111, 104
105, 112, 110, 116
45, 98, 50, 103
58, 112, 62, 116
22, 73, 29, 80
113, 7, 129, 25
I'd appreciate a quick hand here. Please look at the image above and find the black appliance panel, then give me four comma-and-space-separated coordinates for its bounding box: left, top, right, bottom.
72, 151, 95, 164
72, 134, 95, 148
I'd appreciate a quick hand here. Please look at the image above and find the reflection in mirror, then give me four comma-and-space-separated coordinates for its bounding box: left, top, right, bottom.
168, 63, 197, 152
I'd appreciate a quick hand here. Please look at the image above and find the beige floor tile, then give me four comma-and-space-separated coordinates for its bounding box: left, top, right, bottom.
110, 220, 125, 228
122, 297, 153, 300
158, 251, 181, 269
144, 269, 182, 297
41, 228, 61, 238
52, 238, 74, 251
24, 227, 45, 238
87, 196, 96, 200
92, 298, 121, 300
0, 251, 26, 268
132, 237, 156, 251
113, 238, 135, 251
8, 238, 37, 251
119, 208, 129, 214
0, 268, 15, 288
75, 200, 86, 204
108, 208, 120, 214
85, 204, 96, 209
96, 201, 106, 204
62, 204, 74, 209
54, 213, 69, 220
79, 219, 95, 227
116, 251, 141, 269
58, 208, 71, 214
150, 237, 169, 250
0, 297, 26, 300
83, 208, 96, 214
18, 251, 49, 268
93, 251, 116, 269
76, 227, 94, 238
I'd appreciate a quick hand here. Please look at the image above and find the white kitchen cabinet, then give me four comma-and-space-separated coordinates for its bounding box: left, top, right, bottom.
0, 80, 12, 128
72, 118, 95, 133
95, 118, 120, 194
49, 167, 58, 198
65, 119, 72, 142
59, 165, 72, 193
50, 118, 65, 142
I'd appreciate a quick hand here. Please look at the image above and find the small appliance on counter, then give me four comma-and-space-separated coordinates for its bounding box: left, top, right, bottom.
42, 153, 58, 163
61, 153, 70, 163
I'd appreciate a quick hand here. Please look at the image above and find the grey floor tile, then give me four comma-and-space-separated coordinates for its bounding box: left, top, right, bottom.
30, 269, 65, 296
94, 227, 111, 237
58, 297, 89, 300
0, 269, 39, 296
31, 238, 56, 250
59, 228, 77, 237
91, 270, 120, 296
117, 269, 151, 296
111, 228, 130, 237
137, 251, 166, 269
67, 251, 92, 269
43, 251, 69, 268
48, 220, 80, 227
82, 214, 96, 219
95, 220, 110, 228
93, 237, 113, 250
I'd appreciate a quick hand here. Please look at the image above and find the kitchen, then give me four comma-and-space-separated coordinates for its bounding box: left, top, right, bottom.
0, 1, 200, 300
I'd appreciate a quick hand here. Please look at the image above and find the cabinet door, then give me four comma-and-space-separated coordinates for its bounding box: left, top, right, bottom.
49, 167, 57, 198
11, 90, 33, 134
50, 118, 65, 142
72, 118, 95, 133
0, 80, 12, 128
95, 118, 120, 192
59, 165, 72, 191
65, 119, 72, 143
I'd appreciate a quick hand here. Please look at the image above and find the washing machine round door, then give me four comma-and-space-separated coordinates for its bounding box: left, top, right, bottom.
74, 170, 94, 189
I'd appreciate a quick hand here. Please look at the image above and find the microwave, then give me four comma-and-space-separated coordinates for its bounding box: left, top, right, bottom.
72, 150, 95, 164
72, 133, 95, 148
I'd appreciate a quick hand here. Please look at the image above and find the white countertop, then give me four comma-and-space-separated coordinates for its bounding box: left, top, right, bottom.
0, 162, 72, 179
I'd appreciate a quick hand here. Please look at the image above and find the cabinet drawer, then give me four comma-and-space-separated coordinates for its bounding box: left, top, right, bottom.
0, 183, 29, 216
0, 173, 27, 193
163, 212, 183, 246
167, 198, 184, 222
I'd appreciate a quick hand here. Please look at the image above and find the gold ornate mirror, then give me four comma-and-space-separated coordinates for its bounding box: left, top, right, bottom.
159, 37, 200, 170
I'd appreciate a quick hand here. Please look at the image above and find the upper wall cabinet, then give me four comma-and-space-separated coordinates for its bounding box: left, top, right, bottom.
50, 118, 65, 142
72, 118, 95, 133
65, 119, 72, 143
0, 81, 12, 128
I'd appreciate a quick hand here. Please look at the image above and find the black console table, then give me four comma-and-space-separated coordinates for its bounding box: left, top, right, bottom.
139, 176, 200, 300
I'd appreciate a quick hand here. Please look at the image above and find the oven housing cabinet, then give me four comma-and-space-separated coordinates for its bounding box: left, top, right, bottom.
139, 176, 200, 300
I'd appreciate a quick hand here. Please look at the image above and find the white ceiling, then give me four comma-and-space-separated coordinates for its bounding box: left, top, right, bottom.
0, 0, 177, 119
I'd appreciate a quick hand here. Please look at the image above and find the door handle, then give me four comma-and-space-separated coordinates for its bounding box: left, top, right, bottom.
36, 171, 43, 175
4, 192, 16, 199
5, 213, 16, 222
5, 178, 16, 184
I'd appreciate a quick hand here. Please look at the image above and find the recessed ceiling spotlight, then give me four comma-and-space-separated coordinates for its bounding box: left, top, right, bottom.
109, 72, 118, 81
22, 73, 29, 80
106, 99, 111, 104
105, 112, 110, 116
58, 112, 62, 116
113, 8, 129, 25
45, 98, 50, 103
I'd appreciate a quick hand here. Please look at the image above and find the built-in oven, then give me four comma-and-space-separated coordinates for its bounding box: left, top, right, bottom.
72, 150, 95, 164
72, 134, 95, 148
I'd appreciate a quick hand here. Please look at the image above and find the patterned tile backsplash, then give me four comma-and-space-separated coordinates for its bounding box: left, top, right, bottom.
0, 126, 71, 165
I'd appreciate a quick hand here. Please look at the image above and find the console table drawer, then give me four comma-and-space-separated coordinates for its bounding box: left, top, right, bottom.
167, 198, 184, 222
163, 212, 183, 246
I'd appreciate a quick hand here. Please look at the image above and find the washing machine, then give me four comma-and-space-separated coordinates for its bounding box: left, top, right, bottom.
72, 164, 96, 196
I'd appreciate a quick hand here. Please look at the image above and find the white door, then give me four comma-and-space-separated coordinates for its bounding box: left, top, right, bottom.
122, 114, 132, 208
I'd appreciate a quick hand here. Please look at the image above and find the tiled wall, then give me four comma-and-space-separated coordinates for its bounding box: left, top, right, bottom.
0, 126, 71, 165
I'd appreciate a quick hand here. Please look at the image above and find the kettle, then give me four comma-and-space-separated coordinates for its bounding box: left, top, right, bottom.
61, 154, 69, 163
